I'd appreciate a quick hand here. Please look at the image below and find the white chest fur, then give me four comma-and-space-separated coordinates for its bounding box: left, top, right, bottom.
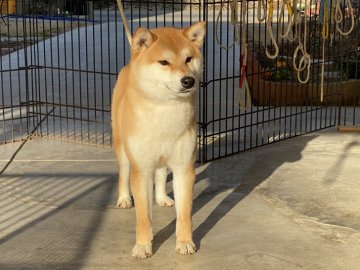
137, 98, 194, 139
124, 97, 196, 167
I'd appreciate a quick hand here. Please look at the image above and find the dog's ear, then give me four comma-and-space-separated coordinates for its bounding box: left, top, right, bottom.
131, 28, 157, 55
183, 21, 206, 48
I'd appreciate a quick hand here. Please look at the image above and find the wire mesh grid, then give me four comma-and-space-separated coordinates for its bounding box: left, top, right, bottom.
1, 0, 359, 162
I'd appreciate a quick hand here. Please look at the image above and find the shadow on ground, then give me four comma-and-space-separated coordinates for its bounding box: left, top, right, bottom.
0, 172, 116, 270
323, 140, 360, 184
153, 134, 318, 253
0, 134, 317, 268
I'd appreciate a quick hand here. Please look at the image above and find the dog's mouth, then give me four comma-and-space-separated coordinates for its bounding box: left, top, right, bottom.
179, 89, 192, 94
165, 84, 195, 97
177, 88, 196, 96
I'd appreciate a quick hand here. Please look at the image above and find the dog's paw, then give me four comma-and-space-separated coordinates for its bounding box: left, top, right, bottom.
131, 244, 153, 259
116, 196, 132, 209
156, 196, 175, 207
175, 240, 196, 255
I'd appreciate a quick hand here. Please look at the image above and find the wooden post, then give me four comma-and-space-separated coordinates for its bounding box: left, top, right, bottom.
337, 126, 360, 132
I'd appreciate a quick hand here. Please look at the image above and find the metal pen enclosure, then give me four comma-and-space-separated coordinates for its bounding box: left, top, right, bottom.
0, 0, 359, 162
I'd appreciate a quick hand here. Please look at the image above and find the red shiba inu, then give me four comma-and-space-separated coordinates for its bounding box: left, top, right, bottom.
111, 21, 206, 258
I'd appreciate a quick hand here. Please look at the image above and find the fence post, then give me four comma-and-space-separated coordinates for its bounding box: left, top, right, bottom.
87, 1, 94, 19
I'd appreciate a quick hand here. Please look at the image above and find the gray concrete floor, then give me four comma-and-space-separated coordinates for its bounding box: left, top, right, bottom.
0, 128, 360, 269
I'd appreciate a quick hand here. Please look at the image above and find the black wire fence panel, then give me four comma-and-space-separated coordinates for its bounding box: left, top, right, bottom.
199, 0, 360, 162
1, 0, 359, 162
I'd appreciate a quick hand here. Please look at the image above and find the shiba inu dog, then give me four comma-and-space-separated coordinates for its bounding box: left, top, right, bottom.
111, 21, 206, 258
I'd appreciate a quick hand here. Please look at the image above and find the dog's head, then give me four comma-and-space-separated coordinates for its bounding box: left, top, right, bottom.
130, 21, 206, 101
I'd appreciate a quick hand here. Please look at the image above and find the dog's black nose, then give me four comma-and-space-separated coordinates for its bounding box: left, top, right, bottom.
181, 76, 195, 89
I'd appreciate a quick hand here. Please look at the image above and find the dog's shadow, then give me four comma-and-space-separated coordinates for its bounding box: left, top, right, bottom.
153, 134, 317, 253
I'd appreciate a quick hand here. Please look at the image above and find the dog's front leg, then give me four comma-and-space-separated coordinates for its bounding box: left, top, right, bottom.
172, 165, 196, 255
130, 165, 154, 259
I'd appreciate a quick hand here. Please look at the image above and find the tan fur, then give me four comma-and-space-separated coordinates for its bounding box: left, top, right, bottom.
111, 21, 206, 258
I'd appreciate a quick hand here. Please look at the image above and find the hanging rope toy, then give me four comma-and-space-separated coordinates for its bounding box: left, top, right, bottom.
239, 0, 252, 110
334, 0, 355, 36
215, 0, 240, 50
266, 0, 280, 59
280, 0, 300, 41
319, 0, 331, 102
116, 0, 132, 44
257, 0, 267, 22
239, 51, 252, 110
292, 0, 311, 83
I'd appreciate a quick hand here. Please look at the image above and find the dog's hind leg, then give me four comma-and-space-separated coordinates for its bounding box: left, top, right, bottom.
115, 142, 132, 208
131, 166, 154, 258
155, 167, 174, 207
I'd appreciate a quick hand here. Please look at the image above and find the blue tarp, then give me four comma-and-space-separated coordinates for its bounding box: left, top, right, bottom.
2, 14, 98, 23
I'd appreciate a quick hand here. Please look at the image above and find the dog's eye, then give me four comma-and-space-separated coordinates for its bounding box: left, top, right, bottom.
185, 57, 192, 63
158, 60, 170, 66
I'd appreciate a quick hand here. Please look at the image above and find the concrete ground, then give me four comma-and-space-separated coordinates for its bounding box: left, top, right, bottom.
0, 128, 359, 269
